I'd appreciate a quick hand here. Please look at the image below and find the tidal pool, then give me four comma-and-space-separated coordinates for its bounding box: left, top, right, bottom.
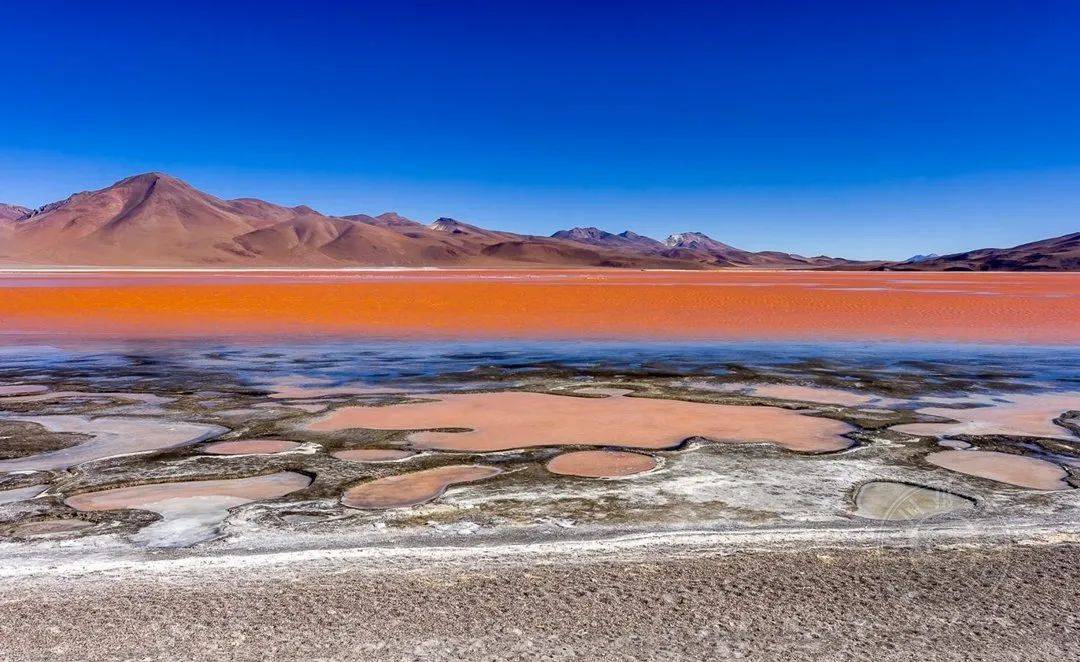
938, 439, 973, 450
545, 450, 658, 478
0, 385, 49, 397
332, 448, 416, 462
307, 391, 854, 453
0, 390, 173, 406
0, 484, 46, 505
10, 518, 92, 537
201, 439, 302, 455
0, 416, 227, 473
894, 392, 1080, 440
65, 471, 312, 547
926, 450, 1069, 490
854, 481, 975, 520
341, 465, 502, 509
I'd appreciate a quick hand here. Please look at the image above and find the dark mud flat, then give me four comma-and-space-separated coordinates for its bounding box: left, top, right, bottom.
1, 542, 1075, 661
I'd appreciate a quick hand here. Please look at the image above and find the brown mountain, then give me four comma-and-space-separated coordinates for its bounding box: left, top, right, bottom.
880, 232, 1080, 271
0, 173, 709, 268
0, 173, 323, 266
551, 227, 667, 251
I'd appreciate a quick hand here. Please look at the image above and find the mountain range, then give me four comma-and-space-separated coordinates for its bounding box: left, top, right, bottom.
0, 173, 1075, 270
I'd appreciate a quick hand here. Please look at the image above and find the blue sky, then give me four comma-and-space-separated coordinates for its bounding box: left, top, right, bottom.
2, 1, 1078, 260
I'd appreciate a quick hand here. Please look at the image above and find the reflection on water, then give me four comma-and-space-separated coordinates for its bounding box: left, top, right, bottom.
306, 391, 855, 453
342, 465, 503, 509
65, 471, 313, 547
925, 450, 1069, 490
0, 339, 1078, 395
0, 415, 226, 472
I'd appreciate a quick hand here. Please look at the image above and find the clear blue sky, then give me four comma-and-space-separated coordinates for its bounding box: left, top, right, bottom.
2, 0, 1078, 259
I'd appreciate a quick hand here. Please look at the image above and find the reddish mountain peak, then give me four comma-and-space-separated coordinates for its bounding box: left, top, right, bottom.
374, 212, 423, 227
552, 226, 615, 241
15, 173, 183, 219
117, 171, 182, 184
108, 172, 195, 197
33, 171, 206, 217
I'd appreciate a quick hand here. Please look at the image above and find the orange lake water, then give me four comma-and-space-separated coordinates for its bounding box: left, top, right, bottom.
0, 270, 1076, 343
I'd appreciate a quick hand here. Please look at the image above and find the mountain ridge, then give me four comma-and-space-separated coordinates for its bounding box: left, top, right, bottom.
1, 173, 1074, 270
0, 203, 31, 221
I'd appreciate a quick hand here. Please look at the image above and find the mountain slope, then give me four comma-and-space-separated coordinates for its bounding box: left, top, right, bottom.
428, 217, 515, 241
0, 203, 30, 221
343, 212, 426, 229
884, 232, 1080, 271
0, 173, 308, 265
904, 253, 940, 263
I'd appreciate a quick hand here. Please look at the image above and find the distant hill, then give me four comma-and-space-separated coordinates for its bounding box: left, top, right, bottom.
881, 233, 1080, 271
550, 227, 855, 268
903, 254, 940, 263
551, 226, 665, 251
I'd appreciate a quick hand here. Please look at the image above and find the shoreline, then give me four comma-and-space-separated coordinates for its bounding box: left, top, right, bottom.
4, 511, 1078, 579
0, 265, 1077, 273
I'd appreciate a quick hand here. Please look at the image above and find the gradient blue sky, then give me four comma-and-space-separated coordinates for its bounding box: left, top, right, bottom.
2, 1, 1078, 259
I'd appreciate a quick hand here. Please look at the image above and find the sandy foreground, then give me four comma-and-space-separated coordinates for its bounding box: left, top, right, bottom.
1, 532, 1076, 662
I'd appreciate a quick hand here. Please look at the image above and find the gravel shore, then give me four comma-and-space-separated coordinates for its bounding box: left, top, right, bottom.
1, 541, 1075, 661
